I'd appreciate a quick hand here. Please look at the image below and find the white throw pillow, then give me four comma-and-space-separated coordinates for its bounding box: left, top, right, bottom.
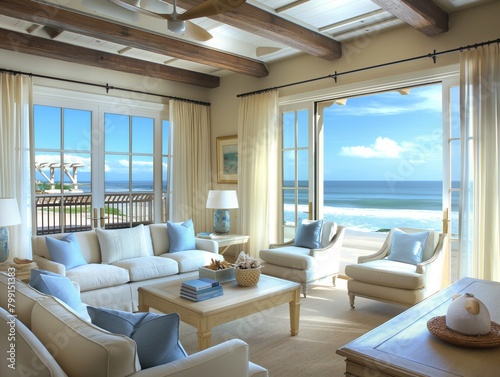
96, 224, 149, 264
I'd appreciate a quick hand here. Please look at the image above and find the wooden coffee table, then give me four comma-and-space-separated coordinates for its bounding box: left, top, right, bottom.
336, 277, 500, 377
138, 274, 301, 350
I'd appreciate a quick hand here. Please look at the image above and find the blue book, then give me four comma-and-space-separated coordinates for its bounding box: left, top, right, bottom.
180, 285, 222, 297
180, 286, 223, 301
182, 278, 220, 292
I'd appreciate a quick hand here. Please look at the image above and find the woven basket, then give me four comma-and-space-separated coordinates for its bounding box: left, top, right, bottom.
427, 316, 500, 348
234, 267, 261, 287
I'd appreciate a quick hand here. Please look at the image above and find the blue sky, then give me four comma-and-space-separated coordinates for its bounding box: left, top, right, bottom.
321, 83, 445, 181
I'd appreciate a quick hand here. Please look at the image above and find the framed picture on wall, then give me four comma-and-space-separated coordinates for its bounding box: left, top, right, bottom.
216, 135, 238, 183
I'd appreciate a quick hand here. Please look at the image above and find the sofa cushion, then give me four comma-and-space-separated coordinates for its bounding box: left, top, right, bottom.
167, 219, 196, 252
149, 223, 170, 256
46, 233, 88, 270
87, 307, 187, 369
96, 224, 150, 264
112, 256, 179, 281
345, 259, 424, 290
260, 247, 315, 270
65, 264, 130, 292
294, 219, 323, 249
0, 306, 68, 377
387, 228, 430, 265
0, 272, 47, 328
321, 221, 337, 248
30, 269, 90, 321
33, 231, 101, 264
31, 297, 140, 377
161, 250, 224, 273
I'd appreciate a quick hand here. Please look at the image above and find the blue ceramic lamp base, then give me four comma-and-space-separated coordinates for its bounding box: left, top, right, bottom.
0, 227, 10, 263
213, 209, 231, 234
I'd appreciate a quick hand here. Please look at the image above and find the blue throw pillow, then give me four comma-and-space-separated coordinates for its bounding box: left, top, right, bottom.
167, 219, 196, 252
387, 229, 430, 265
30, 269, 89, 320
46, 233, 87, 270
87, 307, 187, 369
294, 219, 324, 249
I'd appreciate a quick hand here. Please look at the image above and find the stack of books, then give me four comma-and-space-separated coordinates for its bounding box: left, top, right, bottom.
196, 232, 226, 239
180, 277, 223, 302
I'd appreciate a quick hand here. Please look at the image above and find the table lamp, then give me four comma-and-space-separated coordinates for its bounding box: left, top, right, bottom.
206, 190, 239, 234
0, 198, 22, 263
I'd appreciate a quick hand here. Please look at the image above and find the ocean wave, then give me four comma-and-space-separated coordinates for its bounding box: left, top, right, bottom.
285, 203, 449, 232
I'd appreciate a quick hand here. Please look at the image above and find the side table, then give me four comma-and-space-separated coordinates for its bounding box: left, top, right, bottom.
212, 234, 250, 255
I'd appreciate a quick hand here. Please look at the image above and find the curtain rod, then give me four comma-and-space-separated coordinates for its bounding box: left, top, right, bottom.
0, 68, 211, 106
237, 37, 500, 98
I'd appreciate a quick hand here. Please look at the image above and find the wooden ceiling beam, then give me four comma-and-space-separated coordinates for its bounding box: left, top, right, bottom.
177, 0, 343, 60
0, 0, 269, 78
0, 28, 221, 88
371, 0, 448, 36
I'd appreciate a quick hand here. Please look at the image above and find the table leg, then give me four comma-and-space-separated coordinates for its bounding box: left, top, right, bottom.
137, 293, 149, 312
197, 319, 212, 350
219, 245, 230, 255
289, 288, 301, 336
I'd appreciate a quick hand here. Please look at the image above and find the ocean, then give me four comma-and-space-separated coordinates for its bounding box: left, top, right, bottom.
75, 180, 451, 232
284, 180, 453, 232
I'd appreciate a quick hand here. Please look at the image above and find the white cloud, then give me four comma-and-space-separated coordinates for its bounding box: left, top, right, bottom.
340, 137, 404, 158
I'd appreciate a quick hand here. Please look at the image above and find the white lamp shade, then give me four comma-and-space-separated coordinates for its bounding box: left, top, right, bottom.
0, 198, 21, 227
206, 190, 239, 209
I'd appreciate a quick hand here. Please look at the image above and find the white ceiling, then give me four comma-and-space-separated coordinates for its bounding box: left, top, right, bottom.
0, 0, 494, 77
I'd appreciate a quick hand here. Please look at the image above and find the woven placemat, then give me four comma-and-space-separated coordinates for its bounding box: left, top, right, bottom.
427, 316, 500, 348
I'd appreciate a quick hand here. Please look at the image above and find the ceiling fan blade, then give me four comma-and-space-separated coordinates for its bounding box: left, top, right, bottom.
83, 0, 140, 22
178, 0, 246, 21
138, 0, 171, 14
256, 47, 281, 57
182, 21, 213, 41
110, 0, 171, 20
111, 0, 212, 41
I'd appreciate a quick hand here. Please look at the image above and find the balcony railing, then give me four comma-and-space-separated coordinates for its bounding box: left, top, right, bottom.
35, 193, 155, 235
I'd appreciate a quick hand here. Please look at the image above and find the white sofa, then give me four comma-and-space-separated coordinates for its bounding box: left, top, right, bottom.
32, 224, 225, 311
0, 272, 268, 377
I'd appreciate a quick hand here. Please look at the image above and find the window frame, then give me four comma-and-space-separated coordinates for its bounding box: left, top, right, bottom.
32, 86, 169, 234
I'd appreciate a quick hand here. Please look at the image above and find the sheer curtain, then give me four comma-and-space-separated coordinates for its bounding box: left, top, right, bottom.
169, 100, 212, 233
459, 43, 500, 280
0, 72, 33, 259
237, 90, 279, 257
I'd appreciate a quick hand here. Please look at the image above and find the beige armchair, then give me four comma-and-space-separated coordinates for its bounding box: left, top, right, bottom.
345, 227, 448, 308
259, 222, 345, 297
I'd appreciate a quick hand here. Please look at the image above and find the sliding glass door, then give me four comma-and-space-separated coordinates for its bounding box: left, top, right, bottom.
279, 79, 460, 279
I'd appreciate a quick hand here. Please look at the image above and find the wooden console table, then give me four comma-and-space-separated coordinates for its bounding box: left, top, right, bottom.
336, 277, 500, 377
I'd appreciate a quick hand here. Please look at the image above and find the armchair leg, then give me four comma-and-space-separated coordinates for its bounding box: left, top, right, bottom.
302, 284, 307, 298
349, 294, 355, 309
332, 274, 337, 287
